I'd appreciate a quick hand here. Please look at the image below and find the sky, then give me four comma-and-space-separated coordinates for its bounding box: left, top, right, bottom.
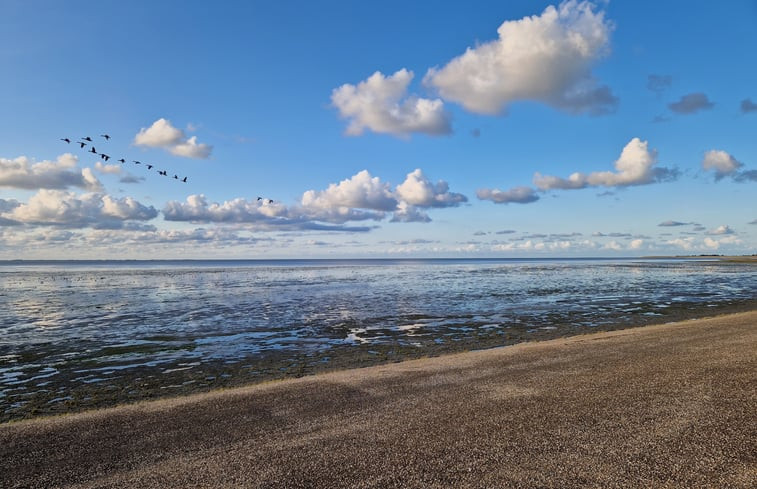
0, 0, 755, 259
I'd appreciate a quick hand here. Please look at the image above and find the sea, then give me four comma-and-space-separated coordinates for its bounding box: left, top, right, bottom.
1, 258, 755, 421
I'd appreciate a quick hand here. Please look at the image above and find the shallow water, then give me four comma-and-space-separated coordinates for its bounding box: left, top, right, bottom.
1, 258, 755, 419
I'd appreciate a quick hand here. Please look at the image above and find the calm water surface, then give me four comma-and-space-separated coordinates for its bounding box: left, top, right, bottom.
1, 258, 755, 419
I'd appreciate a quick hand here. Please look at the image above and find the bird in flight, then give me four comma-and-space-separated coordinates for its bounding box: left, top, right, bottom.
60, 138, 71, 143
267, 199, 274, 204
100, 154, 110, 161
146, 164, 153, 169
257, 197, 262, 201
82, 137, 93, 142
133, 160, 141, 165
158, 170, 167, 176
118, 158, 126, 164
89, 147, 97, 154
78, 142, 87, 148
181, 176, 187, 183
100, 134, 111, 140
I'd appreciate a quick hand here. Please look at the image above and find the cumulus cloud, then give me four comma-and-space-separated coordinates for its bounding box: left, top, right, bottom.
668, 93, 714, 114
0, 153, 102, 191
702, 149, 756, 182
300, 170, 396, 222
163, 194, 289, 223
647, 74, 672, 95
702, 150, 743, 180
534, 138, 675, 190
331, 69, 452, 137
134, 118, 213, 158
162, 194, 376, 232
395, 169, 467, 208
3, 190, 157, 228
165, 169, 465, 228
301, 169, 465, 223
706, 225, 735, 236
390, 202, 431, 223
703, 235, 742, 250
425, 0, 616, 115
93, 161, 122, 175
170, 136, 212, 159
629, 239, 644, 250
740, 98, 757, 113
665, 237, 694, 250
476, 186, 540, 204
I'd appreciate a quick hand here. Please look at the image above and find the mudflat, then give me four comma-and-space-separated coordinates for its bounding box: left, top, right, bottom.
2, 311, 755, 488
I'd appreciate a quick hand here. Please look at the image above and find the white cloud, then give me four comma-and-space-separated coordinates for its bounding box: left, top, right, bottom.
701, 150, 755, 182
425, 0, 616, 115
300, 170, 396, 222
94, 161, 122, 174
533, 138, 675, 190
134, 118, 213, 159
170, 136, 212, 159
703, 237, 720, 250
0, 153, 102, 191
476, 186, 540, 204
390, 202, 431, 223
331, 69, 452, 137
395, 169, 467, 207
706, 225, 735, 236
300, 169, 466, 223
4, 190, 157, 228
665, 237, 694, 251
629, 239, 644, 250
702, 150, 743, 179
134, 118, 184, 146
163, 194, 289, 223
162, 194, 376, 232
165, 169, 465, 228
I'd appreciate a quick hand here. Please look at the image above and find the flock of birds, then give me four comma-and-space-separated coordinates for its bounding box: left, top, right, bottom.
60, 133, 275, 203
60, 134, 189, 183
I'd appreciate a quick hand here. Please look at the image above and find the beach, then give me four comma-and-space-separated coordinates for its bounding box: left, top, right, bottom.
2, 310, 755, 488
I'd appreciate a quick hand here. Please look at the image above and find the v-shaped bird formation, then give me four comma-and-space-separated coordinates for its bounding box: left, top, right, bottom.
60, 133, 276, 203
60, 134, 189, 184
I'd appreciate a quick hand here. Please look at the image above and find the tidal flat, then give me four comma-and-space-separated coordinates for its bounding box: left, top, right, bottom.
2, 258, 755, 422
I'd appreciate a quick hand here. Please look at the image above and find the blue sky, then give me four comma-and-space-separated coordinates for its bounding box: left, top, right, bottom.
0, 0, 755, 258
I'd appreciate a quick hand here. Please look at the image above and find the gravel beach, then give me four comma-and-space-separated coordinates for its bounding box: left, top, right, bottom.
2, 310, 755, 488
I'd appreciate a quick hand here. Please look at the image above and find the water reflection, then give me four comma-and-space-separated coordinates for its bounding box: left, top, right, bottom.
0, 259, 755, 415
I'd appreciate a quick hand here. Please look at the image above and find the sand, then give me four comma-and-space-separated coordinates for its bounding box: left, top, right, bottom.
2, 310, 755, 488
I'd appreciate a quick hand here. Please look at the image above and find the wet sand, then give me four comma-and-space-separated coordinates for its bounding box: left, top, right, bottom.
2, 310, 755, 488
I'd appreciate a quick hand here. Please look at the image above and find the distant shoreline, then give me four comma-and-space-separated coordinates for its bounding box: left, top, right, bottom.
1, 255, 754, 266
642, 255, 757, 263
